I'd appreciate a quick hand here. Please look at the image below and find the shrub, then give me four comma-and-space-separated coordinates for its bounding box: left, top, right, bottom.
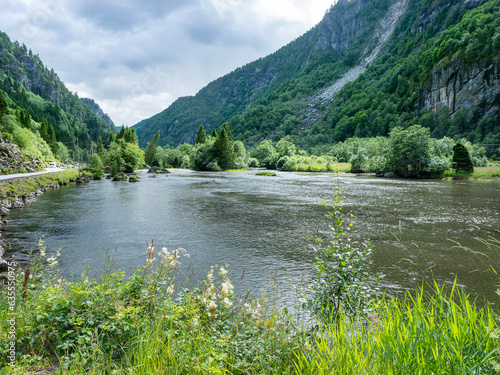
306, 182, 379, 322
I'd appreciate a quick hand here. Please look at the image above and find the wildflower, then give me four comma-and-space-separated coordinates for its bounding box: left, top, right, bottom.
184, 253, 191, 259
221, 279, 233, 298
71, 307, 76, 314
207, 269, 214, 283
166, 285, 175, 296
491, 360, 500, 373
219, 266, 228, 278
209, 300, 217, 314
222, 297, 233, 309
490, 328, 500, 340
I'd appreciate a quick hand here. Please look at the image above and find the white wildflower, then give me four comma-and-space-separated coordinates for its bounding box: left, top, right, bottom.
221, 279, 233, 298
490, 328, 500, 340
166, 285, 174, 296
222, 297, 233, 309
219, 266, 228, 278
207, 270, 214, 283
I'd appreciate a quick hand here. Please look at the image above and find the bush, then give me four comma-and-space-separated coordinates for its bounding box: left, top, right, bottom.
306, 183, 379, 322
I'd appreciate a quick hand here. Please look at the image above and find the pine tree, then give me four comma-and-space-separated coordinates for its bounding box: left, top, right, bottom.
213, 123, 236, 170
195, 125, 206, 144
96, 136, 104, 155
0, 90, 8, 121
211, 128, 217, 138
451, 142, 474, 174
145, 131, 160, 166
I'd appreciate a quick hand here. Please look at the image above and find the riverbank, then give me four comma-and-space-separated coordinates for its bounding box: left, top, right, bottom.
0, 169, 80, 271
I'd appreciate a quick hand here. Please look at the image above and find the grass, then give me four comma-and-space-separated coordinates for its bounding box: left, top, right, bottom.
256, 171, 277, 176
295, 282, 500, 374
442, 166, 500, 180
283, 162, 350, 173
0, 169, 80, 200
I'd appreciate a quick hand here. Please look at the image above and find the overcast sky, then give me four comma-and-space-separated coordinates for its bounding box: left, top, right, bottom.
0, 0, 335, 126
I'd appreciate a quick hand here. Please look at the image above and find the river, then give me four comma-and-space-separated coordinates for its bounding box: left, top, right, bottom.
3, 170, 500, 308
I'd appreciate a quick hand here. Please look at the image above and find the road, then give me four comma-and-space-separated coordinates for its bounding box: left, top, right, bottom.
0, 167, 67, 183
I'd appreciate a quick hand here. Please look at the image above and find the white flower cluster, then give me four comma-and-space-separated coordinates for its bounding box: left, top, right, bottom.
46, 249, 61, 268
243, 301, 262, 320
159, 247, 189, 268
201, 266, 234, 318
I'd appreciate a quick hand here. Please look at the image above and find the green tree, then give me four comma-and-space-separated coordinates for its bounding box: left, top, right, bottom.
144, 131, 160, 166
89, 154, 104, 176
253, 140, 277, 169
385, 125, 432, 178
108, 139, 145, 173
195, 125, 206, 145
0, 90, 8, 121
213, 123, 236, 170
451, 142, 474, 174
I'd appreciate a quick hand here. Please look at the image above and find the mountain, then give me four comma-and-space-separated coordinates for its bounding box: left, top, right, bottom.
0, 30, 115, 160
80, 98, 115, 127
134, 0, 499, 156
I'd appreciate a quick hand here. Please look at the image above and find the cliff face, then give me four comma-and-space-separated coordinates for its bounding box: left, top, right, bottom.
315, 0, 368, 53
420, 57, 500, 114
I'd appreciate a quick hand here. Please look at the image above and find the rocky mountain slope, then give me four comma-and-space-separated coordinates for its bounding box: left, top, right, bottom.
134, 0, 499, 154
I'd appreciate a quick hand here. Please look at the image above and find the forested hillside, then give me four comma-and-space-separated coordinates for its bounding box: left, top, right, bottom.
0, 31, 115, 171
135, 0, 499, 158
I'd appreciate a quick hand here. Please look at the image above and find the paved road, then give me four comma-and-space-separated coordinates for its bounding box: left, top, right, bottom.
0, 167, 67, 183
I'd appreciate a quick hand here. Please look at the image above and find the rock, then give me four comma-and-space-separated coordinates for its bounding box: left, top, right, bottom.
419, 57, 500, 115
129, 176, 139, 182
1, 199, 12, 209
0, 135, 44, 174
0, 258, 7, 272
11, 200, 24, 209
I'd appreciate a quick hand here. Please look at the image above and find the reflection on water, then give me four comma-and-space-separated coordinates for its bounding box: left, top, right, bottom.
3, 171, 500, 306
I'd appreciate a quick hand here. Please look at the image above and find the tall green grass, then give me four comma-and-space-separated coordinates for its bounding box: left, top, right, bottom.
295, 282, 500, 374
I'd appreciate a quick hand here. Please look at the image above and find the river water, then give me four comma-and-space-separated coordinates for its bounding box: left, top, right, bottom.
4, 170, 500, 307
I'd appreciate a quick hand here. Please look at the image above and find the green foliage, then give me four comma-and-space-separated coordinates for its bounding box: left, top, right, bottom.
256, 171, 277, 176
107, 138, 144, 173
0, 89, 8, 121
296, 282, 500, 374
89, 154, 103, 176
1, 242, 301, 374
307, 184, 379, 322
213, 123, 236, 170
144, 131, 160, 166
452, 142, 474, 173
384, 125, 434, 178
195, 124, 206, 145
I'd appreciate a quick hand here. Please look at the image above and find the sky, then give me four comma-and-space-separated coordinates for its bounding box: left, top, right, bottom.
0, 0, 335, 126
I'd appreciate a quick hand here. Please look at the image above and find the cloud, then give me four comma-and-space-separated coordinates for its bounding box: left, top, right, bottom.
0, 0, 334, 126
